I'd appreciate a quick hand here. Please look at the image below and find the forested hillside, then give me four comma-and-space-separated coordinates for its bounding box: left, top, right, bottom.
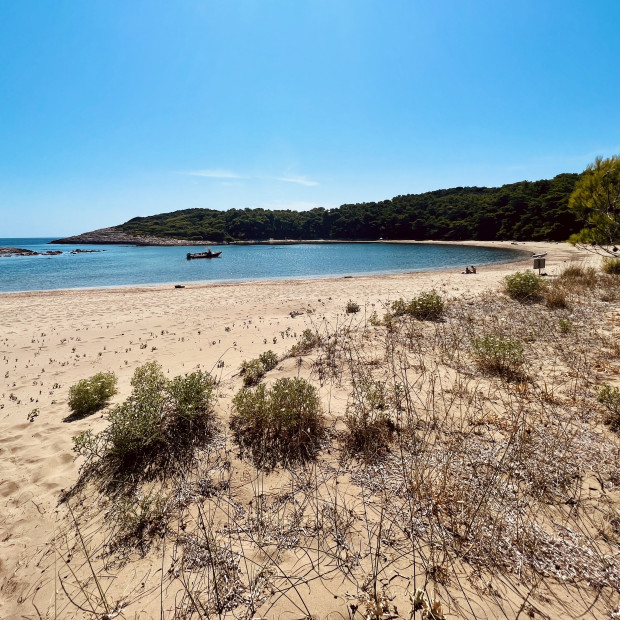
119, 173, 580, 242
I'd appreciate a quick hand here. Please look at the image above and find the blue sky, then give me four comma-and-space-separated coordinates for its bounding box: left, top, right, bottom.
1, 1, 619, 236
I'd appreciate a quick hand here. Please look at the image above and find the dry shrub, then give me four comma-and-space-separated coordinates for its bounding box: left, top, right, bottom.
545, 282, 568, 308
557, 263, 598, 291
346, 299, 361, 313
230, 377, 324, 470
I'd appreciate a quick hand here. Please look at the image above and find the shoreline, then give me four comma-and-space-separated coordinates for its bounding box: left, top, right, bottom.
0, 240, 535, 296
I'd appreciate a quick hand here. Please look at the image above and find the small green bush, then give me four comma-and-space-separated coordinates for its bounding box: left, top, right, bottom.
368, 311, 381, 326
598, 384, 620, 430
68, 371, 118, 417
603, 257, 620, 275
390, 298, 409, 317
241, 358, 265, 386
504, 271, 546, 302
289, 328, 321, 356
558, 318, 573, 334
410, 290, 445, 321
471, 335, 525, 378
230, 377, 324, 470
346, 299, 361, 314
345, 379, 395, 460
390, 291, 445, 321
258, 350, 279, 372
241, 350, 279, 386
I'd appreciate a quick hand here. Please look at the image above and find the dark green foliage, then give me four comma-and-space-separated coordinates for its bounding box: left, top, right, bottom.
504, 271, 546, 302
346, 299, 361, 313
568, 155, 620, 252
68, 371, 118, 417
471, 335, 525, 378
116, 173, 581, 242
73, 362, 217, 470
230, 377, 324, 470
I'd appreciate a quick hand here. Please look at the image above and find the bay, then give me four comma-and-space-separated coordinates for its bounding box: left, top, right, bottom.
0, 238, 526, 293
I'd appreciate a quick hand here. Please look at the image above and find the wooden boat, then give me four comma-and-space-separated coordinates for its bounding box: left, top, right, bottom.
186, 248, 222, 260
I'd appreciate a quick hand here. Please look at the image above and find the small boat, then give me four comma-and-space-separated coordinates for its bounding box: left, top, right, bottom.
531, 252, 547, 259
186, 248, 222, 260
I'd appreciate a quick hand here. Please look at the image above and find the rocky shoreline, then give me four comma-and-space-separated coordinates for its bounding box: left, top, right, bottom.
49, 227, 209, 246
1, 247, 105, 257
1, 247, 63, 257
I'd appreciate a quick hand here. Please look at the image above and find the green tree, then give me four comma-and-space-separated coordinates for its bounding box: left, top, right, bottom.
569, 155, 620, 255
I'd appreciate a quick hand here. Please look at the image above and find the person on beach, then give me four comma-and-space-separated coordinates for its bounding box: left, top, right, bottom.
471, 265, 477, 274
462, 266, 471, 274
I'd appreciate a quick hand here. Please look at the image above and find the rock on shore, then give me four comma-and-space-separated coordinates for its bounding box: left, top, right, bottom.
50, 227, 208, 246
0, 247, 63, 257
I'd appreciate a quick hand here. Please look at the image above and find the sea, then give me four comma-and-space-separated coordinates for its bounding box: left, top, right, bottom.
0, 238, 527, 293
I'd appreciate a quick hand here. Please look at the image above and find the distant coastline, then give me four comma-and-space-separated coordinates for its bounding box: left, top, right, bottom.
49, 228, 537, 248
49, 227, 209, 246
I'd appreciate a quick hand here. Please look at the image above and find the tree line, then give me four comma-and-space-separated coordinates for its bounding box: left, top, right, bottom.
119, 173, 581, 243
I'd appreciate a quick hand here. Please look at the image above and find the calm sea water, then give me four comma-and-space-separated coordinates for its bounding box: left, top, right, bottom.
0, 238, 526, 293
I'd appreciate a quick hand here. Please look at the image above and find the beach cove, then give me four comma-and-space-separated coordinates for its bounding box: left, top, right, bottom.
1, 240, 619, 619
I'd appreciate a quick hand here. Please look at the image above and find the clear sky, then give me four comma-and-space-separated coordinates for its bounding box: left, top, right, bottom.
1, 1, 619, 236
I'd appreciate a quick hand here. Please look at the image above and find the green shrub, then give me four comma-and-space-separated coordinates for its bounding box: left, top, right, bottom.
241, 350, 279, 386
603, 257, 620, 275
390, 291, 445, 321
368, 311, 381, 326
258, 350, 279, 371
558, 318, 573, 334
289, 328, 321, 356
345, 379, 395, 460
68, 371, 118, 417
504, 271, 546, 302
598, 384, 620, 430
241, 358, 265, 386
230, 377, 324, 470
346, 299, 361, 314
471, 335, 525, 378
410, 290, 445, 320
390, 298, 409, 317
73, 362, 216, 470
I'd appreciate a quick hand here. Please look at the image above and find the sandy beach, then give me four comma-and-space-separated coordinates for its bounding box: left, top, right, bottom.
0, 241, 606, 618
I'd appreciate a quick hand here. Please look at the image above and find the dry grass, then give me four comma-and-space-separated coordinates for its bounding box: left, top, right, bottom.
41, 268, 620, 619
